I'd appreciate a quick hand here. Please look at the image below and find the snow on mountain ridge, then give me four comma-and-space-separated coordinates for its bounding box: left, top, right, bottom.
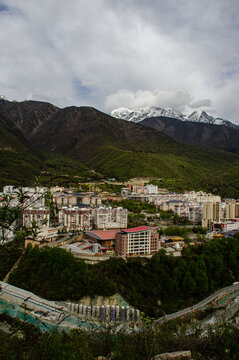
111, 106, 186, 123
111, 107, 238, 128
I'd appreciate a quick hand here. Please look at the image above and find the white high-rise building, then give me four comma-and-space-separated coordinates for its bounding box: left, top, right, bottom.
93, 207, 128, 229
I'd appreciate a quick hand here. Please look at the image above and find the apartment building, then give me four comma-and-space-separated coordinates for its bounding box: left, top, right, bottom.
131, 184, 158, 195
185, 191, 221, 203
115, 226, 159, 256
188, 205, 202, 223
160, 201, 202, 223
224, 202, 239, 219
54, 192, 102, 207
58, 207, 93, 231
93, 207, 127, 229
153, 192, 188, 206
23, 208, 50, 229
202, 202, 222, 228
2, 186, 47, 208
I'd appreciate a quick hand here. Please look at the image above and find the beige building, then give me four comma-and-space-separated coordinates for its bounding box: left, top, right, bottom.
115, 226, 159, 256
186, 191, 221, 203
54, 193, 101, 207
202, 203, 222, 228
225, 202, 239, 219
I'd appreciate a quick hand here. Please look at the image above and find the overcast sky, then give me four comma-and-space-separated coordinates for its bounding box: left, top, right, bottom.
0, 0, 239, 123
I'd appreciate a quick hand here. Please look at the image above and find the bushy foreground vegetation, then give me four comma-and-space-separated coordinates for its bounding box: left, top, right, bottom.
5, 234, 239, 316
0, 313, 239, 360
0, 241, 22, 281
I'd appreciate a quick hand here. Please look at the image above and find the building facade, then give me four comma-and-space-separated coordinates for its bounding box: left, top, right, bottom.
23, 208, 50, 229
202, 202, 222, 228
58, 207, 92, 231
115, 226, 159, 256
93, 207, 127, 229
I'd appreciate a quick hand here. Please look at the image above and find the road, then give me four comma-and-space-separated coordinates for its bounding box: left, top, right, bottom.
0, 281, 64, 317
158, 282, 239, 322
47, 233, 78, 248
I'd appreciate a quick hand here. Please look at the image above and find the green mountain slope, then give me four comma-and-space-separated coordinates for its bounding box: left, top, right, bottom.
1, 101, 239, 196
0, 123, 42, 187
140, 116, 239, 153
31, 106, 239, 194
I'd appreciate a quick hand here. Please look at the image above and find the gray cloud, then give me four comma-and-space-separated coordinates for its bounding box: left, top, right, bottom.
104, 90, 192, 112
0, 0, 239, 123
189, 99, 212, 109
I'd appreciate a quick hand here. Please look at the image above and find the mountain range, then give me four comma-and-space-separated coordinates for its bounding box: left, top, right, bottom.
140, 116, 239, 154
0, 98, 239, 197
111, 106, 239, 128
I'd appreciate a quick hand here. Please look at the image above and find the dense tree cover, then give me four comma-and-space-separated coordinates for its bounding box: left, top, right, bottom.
172, 214, 192, 225
1, 313, 239, 360
161, 226, 190, 237
127, 213, 148, 228
192, 226, 207, 235
97, 183, 122, 194
159, 210, 174, 219
7, 235, 239, 317
0, 241, 22, 280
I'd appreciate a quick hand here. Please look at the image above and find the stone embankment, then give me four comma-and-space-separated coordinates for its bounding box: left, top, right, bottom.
65, 301, 140, 322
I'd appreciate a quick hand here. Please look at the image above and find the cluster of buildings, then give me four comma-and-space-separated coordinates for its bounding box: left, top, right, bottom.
0, 186, 48, 241
121, 185, 239, 233
58, 206, 127, 231
1, 183, 239, 258
0, 186, 128, 244
63, 226, 159, 258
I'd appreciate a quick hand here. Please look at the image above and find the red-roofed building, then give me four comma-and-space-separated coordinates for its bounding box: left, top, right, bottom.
120, 226, 152, 233
85, 230, 118, 248
115, 226, 159, 256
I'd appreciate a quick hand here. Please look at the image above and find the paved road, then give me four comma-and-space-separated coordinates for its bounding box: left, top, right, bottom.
0, 281, 64, 316
48, 233, 77, 248
158, 282, 239, 323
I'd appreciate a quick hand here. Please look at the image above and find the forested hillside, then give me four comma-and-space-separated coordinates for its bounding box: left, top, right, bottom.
7, 235, 239, 316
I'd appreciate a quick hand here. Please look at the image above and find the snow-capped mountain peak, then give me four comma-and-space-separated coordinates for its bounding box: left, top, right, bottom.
111, 106, 186, 123
0, 95, 8, 101
111, 107, 238, 129
188, 110, 215, 124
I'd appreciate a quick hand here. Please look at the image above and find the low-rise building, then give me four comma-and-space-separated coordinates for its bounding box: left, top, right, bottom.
210, 219, 239, 233
85, 230, 118, 248
25, 227, 59, 248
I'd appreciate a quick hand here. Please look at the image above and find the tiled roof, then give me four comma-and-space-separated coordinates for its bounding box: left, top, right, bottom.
121, 226, 152, 233
85, 230, 118, 240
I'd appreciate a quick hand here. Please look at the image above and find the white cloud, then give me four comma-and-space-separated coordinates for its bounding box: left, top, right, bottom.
104, 89, 192, 112
0, 0, 239, 123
